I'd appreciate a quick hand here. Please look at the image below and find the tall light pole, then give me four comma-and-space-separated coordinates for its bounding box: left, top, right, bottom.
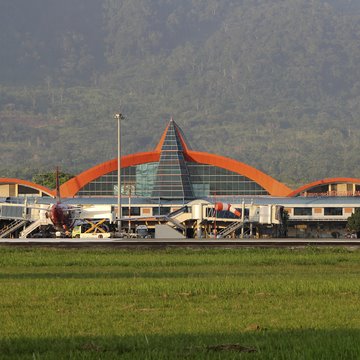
114, 113, 125, 234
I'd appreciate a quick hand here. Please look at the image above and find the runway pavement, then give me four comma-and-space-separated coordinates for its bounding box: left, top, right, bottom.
1, 238, 360, 248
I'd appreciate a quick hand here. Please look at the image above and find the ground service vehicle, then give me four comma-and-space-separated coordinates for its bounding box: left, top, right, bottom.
72, 219, 112, 239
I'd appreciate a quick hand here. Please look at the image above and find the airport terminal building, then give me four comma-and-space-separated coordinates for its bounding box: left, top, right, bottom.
1, 119, 360, 238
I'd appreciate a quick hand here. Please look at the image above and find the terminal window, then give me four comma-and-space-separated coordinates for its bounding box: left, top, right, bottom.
122, 207, 141, 216
293, 207, 312, 216
153, 207, 171, 216
187, 163, 268, 196
324, 207, 343, 216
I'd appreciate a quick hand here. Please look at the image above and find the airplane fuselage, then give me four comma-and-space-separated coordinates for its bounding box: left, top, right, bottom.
49, 203, 72, 230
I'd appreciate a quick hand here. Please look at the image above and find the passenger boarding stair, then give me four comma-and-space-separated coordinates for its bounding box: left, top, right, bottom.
164, 206, 190, 232
19, 218, 52, 239
167, 206, 188, 218
217, 220, 244, 238
0, 219, 27, 238
164, 216, 186, 231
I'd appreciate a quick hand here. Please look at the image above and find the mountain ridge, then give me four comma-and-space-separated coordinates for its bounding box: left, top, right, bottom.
0, 0, 360, 188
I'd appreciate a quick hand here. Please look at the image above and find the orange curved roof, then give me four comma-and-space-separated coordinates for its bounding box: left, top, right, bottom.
288, 177, 360, 197
60, 152, 159, 197
60, 149, 291, 197
154, 121, 171, 152
7, 120, 360, 200
186, 151, 292, 196
59, 119, 291, 198
0, 178, 54, 197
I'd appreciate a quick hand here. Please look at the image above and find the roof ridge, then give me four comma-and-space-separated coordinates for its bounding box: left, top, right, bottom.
154, 118, 190, 152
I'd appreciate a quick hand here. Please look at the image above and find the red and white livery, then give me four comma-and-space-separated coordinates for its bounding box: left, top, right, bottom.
214, 202, 242, 218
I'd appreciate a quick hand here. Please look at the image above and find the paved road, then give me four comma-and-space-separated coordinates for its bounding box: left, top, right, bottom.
1, 238, 360, 248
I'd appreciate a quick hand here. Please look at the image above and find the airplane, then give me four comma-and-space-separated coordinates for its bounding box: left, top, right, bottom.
12, 168, 82, 235
45, 167, 77, 232
1, 168, 82, 237
37, 167, 87, 235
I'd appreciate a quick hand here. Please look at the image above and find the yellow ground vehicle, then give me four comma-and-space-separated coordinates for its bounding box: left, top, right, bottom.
72, 219, 112, 239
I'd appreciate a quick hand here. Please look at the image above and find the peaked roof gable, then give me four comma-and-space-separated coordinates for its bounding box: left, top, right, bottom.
155, 118, 191, 153
151, 118, 194, 199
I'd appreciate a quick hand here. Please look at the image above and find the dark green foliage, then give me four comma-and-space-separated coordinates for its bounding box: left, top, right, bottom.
32, 171, 73, 190
1, 0, 360, 187
347, 208, 360, 232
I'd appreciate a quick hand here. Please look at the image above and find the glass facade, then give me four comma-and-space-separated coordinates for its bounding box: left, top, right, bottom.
151, 120, 194, 199
187, 163, 268, 196
77, 162, 268, 197
136, 163, 158, 196
77, 119, 269, 198
78, 164, 158, 196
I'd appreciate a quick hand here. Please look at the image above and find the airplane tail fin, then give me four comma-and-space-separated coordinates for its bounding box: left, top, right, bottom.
55, 166, 61, 202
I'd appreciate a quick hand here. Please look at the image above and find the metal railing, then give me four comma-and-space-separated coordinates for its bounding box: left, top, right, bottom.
0, 220, 27, 238
217, 220, 244, 238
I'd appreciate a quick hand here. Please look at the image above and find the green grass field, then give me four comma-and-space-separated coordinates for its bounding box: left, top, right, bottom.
0, 246, 360, 359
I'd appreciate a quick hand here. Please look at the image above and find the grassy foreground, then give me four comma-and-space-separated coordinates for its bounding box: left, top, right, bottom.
0, 247, 360, 359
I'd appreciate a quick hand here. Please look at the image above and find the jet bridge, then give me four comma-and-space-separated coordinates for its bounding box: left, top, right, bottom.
198, 202, 284, 239
0, 203, 30, 238
0, 202, 49, 238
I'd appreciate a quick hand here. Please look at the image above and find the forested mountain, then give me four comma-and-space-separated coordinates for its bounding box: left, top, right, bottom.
1, 0, 360, 187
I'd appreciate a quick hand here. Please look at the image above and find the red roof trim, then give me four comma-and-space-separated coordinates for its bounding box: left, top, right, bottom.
60, 152, 159, 197
60, 149, 291, 197
0, 178, 54, 197
186, 151, 292, 196
154, 119, 189, 152
154, 122, 170, 152
288, 177, 360, 197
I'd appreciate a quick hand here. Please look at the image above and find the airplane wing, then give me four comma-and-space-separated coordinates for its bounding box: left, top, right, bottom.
2, 204, 82, 211
119, 215, 168, 221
